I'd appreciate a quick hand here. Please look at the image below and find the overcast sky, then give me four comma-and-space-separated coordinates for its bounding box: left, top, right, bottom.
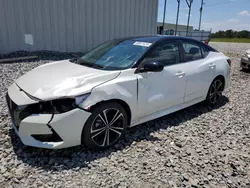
157, 0, 250, 32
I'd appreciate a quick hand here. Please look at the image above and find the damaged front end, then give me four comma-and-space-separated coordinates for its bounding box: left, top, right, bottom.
24, 93, 90, 115
7, 86, 91, 148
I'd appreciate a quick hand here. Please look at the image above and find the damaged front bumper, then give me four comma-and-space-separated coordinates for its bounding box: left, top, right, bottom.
241, 56, 250, 69
6, 83, 91, 149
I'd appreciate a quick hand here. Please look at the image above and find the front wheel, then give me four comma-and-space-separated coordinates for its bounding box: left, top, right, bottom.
206, 77, 224, 105
82, 102, 127, 149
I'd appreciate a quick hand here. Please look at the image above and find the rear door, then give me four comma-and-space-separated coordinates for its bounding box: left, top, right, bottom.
180, 41, 216, 102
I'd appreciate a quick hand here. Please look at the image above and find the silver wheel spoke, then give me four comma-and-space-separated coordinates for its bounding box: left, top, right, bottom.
101, 129, 108, 146
103, 110, 109, 125
109, 110, 119, 125
110, 128, 122, 136
110, 112, 123, 126
216, 92, 222, 99
106, 129, 110, 146
91, 127, 106, 139
213, 93, 217, 103
210, 85, 216, 94
212, 83, 216, 90
216, 81, 222, 90
110, 126, 123, 130
217, 91, 222, 96
210, 92, 215, 98
91, 126, 106, 133
98, 113, 108, 125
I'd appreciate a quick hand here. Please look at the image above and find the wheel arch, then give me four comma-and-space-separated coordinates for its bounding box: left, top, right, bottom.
206, 74, 225, 98
88, 99, 132, 127
214, 75, 225, 89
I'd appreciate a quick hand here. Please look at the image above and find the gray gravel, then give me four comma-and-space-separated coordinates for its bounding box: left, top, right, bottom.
0, 43, 250, 187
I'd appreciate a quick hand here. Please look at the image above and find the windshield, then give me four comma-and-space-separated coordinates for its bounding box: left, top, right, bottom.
77, 39, 150, 70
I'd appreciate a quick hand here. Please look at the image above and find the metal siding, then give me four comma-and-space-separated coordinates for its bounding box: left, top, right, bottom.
153, 0, 159, 34
93, 0, 99, 47
103, 0, 110, 41
82, 0, 88, 52
4, 0, 17, 51
72, 0, 80, 52
0, 0, 9, 53
0, 0, 158, 54
109, 0, 115, 39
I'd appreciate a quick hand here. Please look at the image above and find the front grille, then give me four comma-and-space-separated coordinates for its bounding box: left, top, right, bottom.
6, 93, 30, 130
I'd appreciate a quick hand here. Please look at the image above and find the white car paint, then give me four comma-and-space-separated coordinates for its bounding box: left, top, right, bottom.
6, 42, 230, 149
15, 60, 120, 100
137, 63, 186, 117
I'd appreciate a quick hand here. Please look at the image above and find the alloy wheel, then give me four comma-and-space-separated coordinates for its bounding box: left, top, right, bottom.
209, 79, 224, 104
90, 108, 125, 147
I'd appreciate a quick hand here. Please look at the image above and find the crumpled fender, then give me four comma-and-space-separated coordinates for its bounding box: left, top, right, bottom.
80, 69, 139, 123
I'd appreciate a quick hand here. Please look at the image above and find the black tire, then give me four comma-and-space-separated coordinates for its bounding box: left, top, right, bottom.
82, 102, 128, 149
242, 68, 250, 72
206, 77, 224, 105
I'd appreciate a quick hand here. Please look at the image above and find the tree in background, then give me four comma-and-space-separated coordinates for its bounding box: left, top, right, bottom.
225, 30, 233, 38
238, 30, 250, 38
211, 30, 250, 38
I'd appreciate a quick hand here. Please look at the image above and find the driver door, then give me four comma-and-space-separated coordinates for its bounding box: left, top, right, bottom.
136, 41, 187, 117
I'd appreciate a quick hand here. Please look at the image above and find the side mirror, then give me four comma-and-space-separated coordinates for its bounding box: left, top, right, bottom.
136, 61, 164, 73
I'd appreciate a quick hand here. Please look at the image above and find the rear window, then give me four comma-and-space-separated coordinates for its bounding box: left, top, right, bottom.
201, 46, 209, 57
182, 42, 203, 62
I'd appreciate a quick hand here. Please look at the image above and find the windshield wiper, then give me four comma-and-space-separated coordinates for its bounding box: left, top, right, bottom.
91, 64, 104, 69
69, 57, 78, 62
75, 59, 93, 67
76, 59, 103, 69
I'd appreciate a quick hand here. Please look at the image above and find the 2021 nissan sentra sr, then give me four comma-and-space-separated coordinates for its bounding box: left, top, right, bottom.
6, 36, 231, 149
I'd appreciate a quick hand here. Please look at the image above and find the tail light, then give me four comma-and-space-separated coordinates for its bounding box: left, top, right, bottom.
227, 59, 231, 66
204, 40, 209, 44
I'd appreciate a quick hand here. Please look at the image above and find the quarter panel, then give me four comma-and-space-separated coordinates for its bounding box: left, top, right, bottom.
184, 58, 215, 100
213, 53, 230, 89
183, 52, 229, 102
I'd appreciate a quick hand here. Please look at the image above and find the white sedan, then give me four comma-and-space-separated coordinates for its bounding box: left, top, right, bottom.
6, 36, 230, 149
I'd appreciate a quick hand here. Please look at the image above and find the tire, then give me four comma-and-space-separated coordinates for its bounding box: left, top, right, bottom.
206, 77, 224, 105
242, 68, 250, 72
82, 102, 128, 149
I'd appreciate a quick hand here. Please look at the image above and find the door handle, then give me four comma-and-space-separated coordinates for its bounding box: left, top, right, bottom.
209, 64, 216, 69
175, 71, 185, 77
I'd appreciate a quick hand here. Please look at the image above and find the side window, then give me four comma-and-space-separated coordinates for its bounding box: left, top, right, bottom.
182, 42, 203, 62
144, 42, 180, 66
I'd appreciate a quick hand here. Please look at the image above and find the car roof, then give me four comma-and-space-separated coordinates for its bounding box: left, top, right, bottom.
116, 35, 197, 43
113, 35, 217, 52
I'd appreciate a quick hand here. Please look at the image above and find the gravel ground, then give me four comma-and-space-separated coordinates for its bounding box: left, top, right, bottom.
0, 43, 250, 187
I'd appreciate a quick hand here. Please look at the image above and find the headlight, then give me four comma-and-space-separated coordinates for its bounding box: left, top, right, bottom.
26, 93, 90, 114
75, 94, 90, 105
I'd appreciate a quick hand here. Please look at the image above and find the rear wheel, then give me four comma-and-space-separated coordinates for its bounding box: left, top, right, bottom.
82, 102, 127, 149
206, 77, 224, 105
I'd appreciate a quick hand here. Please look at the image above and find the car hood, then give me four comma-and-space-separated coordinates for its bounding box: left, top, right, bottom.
15, 60, 120, 101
